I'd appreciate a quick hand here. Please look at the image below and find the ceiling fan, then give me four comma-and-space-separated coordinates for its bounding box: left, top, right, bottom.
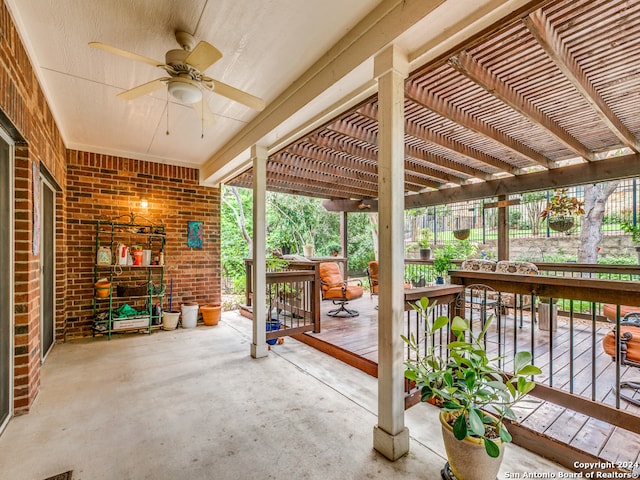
89, 31, 265, 123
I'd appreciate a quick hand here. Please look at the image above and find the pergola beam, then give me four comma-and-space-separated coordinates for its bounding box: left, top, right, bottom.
405, 81, 556, 169
322, 152, 640, 211
405, 152, 640, 208
524, 10, 640, 153
449, 51, 595, 161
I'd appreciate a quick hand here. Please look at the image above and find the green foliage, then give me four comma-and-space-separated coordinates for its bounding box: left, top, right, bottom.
221, 187, 253, 293
433, 240, 478, 275
221, 187, 377, 290
403, 298, 541, 458
347, 212, 376, 274
508, 210, 522, 228
418, 228, 433, 248
540, 188, 585, 219
621, 221, 640, 243
433, 244, 455, 275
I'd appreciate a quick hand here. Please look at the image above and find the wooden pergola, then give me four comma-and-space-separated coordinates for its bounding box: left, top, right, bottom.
236, 0, 640, 467
228, 0, 640, 208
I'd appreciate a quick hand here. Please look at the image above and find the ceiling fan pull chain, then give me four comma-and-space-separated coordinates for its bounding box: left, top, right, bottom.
201, 101, 204, 139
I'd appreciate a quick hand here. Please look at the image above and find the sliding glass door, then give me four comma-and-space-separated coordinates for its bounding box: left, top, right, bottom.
0, 128, 13, 434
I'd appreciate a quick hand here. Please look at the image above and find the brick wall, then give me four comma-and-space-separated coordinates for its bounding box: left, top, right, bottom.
1, 1, 67, 414
65, 150, 221, 338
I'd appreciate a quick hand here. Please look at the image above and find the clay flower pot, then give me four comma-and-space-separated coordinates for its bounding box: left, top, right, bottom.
440, 411, 504, 480
200, 305, 221, 326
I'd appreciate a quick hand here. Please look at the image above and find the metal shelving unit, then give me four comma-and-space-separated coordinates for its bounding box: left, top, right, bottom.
92, 216, 166, 339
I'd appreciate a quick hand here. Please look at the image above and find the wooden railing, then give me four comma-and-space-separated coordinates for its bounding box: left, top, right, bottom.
447, 270, 640, 433
244, 259, 321, 340
403, 268, 640, 471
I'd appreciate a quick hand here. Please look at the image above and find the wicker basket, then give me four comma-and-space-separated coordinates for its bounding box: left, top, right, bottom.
453, 229, 470, 240
117, 283, 149, 297
548, 216, 575, 232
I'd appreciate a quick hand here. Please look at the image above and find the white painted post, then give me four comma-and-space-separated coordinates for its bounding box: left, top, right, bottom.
251, 145, 269, 359
372, 44, 409, 461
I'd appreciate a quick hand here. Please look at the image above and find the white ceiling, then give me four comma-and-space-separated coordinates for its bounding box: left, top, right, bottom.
5, 0, 533, 186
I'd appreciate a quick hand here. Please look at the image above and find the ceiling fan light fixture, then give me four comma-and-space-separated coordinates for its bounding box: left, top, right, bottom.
168, 78, 202, 104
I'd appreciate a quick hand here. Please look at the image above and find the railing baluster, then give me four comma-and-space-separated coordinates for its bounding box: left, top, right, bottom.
547, 295, 554, 388
615, 304, 621, 410
569, 300, 574, 394
591, 302, 597, 402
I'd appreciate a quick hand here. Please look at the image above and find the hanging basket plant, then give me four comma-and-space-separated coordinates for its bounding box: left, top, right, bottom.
540, 189, 584, 232
453, 228, 470, 240
547, 216, 575, 232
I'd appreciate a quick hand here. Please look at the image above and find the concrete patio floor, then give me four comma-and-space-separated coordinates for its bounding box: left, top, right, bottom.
0, 311, 570, 480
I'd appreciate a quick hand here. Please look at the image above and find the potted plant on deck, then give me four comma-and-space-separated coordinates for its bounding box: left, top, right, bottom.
540, 188, 584, 232
403, 297, 541, 480
433, 244, 455, 284
418, 228, 433, 260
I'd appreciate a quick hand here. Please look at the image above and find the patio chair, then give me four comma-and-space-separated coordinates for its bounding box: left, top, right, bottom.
319, 262, 363, 317
366, 261, 378, 298
602, 310, 640, 406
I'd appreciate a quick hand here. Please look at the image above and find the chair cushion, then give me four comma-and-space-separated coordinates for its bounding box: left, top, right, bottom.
461, 259, 497, 272
368, 261, 379, 279
603, 325, 640, 363
368, 261, 379, 294
495, 261, 538, 275
319, 262, 344, 291
324, 285, 363, 301
602, 304, 640, 322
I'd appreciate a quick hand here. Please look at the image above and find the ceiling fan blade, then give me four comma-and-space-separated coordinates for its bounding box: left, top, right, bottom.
205, 79, 265, 111
117, 78, 168, 100
192, 99, 216, 125
184, 41, 222, 72
89, 42, 165, 68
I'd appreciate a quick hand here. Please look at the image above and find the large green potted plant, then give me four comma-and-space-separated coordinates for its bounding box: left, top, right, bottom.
403, 297, 541, 480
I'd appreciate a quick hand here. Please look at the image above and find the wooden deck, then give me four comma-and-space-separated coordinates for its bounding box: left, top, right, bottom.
292, 294, 640, 470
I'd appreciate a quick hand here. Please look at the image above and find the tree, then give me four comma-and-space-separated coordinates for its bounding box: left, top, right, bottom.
521, 191, 547, 235
221, 186, 253, 291
578, 182, 619, 263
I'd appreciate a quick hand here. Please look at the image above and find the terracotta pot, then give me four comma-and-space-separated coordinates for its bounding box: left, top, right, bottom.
440, 410, 504, 480
94, 280, 111, 298
200, 305, 221, 326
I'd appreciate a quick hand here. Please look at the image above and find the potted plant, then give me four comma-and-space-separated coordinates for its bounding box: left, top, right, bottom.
418, 228, 433, 260
302, 244, 314, 257
620, 221, 640, 263
453, 228, 471, 240
410, 273, 426, 288
540, 188, 585, 232
432, 244, 455, 284
403, 297, 542, 480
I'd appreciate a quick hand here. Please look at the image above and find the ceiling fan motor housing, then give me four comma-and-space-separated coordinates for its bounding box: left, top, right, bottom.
167, 77, 202, 104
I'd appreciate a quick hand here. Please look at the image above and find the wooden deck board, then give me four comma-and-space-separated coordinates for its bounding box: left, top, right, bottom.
302, 294, 640, 468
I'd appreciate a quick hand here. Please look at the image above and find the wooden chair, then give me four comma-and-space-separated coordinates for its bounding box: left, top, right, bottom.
602, 311, 640, 406
366, 260, 378, 298
319, 262, 363, 317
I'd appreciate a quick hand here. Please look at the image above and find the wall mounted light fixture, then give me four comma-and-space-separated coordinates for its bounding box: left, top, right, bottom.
140, 198, 149, 209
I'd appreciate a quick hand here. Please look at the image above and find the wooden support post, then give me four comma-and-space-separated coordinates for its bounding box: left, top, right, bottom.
372, 44, 410, 461
251, 145, 268, 359
497, 194, 509, 260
